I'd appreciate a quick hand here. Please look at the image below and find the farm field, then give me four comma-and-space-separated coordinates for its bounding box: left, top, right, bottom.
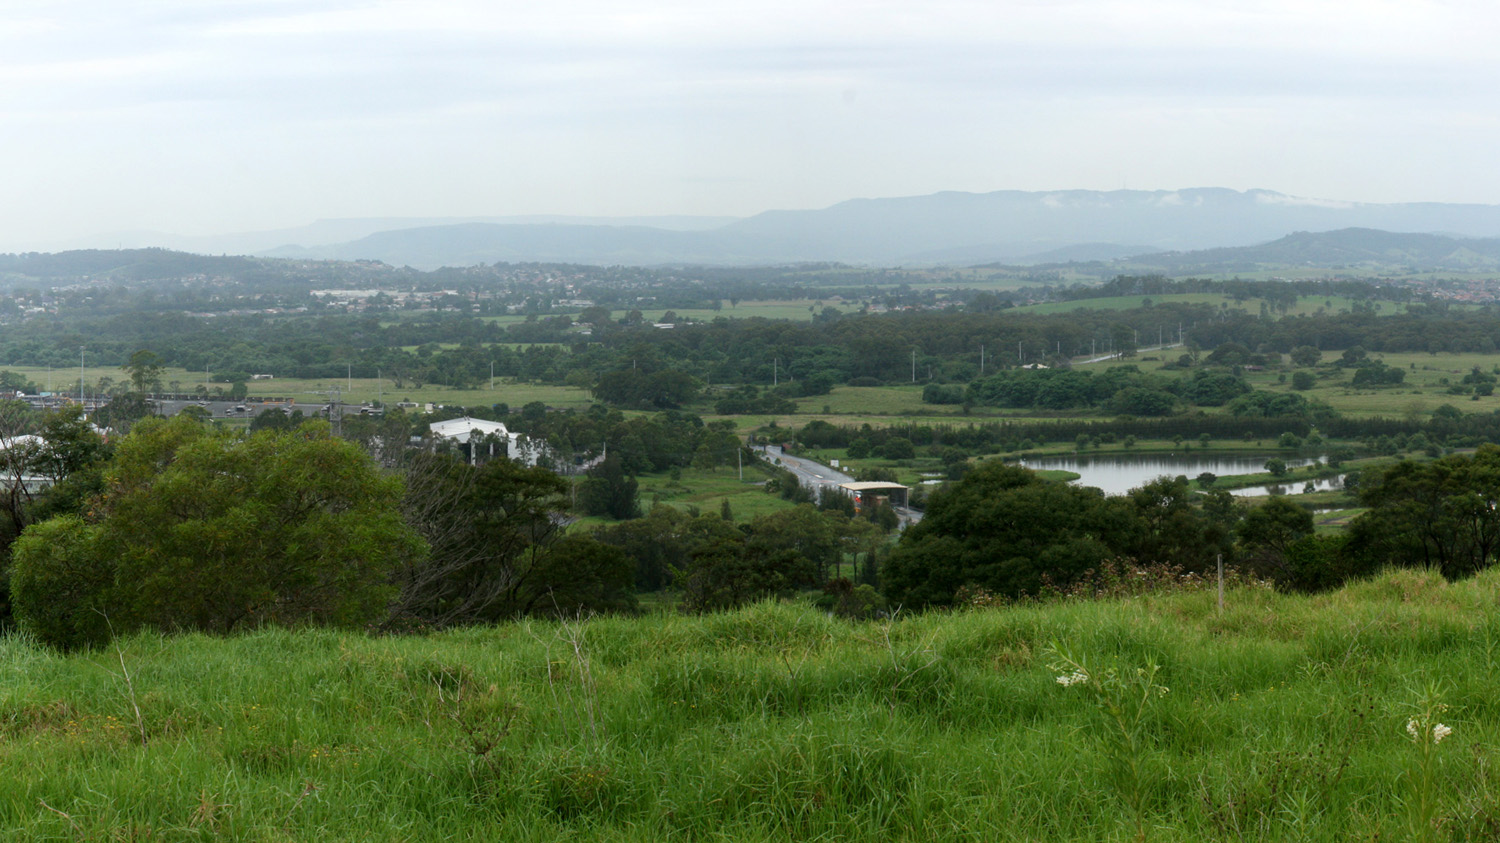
5, 570, 1500, 840
620, 464, 795, 524
0, 366, 597, 413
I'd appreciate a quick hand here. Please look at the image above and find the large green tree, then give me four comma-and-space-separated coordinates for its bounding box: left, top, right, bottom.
884, 463, 1133, 606
1345, 446, 1500, 580
10, 417, 424, 649
394, 452, 634, 626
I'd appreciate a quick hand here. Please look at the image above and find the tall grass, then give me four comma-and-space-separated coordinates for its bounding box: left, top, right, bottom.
4, 568, 1500, 839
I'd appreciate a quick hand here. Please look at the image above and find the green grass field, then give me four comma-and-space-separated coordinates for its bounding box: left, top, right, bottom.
6, 568, 1500, 840
627, 465, 795, 523
0, 365, 597, 413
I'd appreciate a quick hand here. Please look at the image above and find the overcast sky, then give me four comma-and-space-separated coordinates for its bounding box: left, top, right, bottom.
3, 0, 1498, 250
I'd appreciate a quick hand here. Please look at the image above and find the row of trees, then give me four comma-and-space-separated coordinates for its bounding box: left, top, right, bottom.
1, 414, 643, 650
885, 445, 1500, 606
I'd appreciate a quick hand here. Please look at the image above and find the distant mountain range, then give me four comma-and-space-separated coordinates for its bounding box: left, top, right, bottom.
228, 188, 1500, 269
52, 215, 739, 258
1068, 228, 1500, 275
26, 188, 1500, 270
9, 228, 1500, 285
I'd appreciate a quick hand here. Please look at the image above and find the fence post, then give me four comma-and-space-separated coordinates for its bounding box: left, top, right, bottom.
1217, 553, 1224, 614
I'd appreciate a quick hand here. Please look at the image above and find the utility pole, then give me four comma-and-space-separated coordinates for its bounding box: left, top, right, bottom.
489, 360, 494, 391
773, 358, 778, 387
980, 344, 985, 375
1017, 340, 1023, 366
347, 363, 352, 394
911, 349, 916, 383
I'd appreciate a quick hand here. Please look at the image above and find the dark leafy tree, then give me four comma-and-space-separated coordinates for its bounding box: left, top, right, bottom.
578, 455, 640, 520
883, 463, 1132, 606
10, 417, 423, 650
1118, 475, 1232, 572
393, 451, 629, 626
1236, 496, 1315, 576
1345, 446, 1500, 580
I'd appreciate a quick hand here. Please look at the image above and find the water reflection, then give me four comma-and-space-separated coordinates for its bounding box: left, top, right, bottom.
1018, 453, 1325, 496
1229, 475, 1347, 497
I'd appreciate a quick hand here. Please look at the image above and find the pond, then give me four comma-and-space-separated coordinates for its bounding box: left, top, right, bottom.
1229, 474, 1348, 498
1017, 452, 1325, 496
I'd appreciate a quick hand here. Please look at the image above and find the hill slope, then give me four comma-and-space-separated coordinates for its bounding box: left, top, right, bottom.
4, 568, 1497, 840
1026, 227, 1500, 275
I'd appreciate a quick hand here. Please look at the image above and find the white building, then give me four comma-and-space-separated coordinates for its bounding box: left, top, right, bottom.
426, 417, 548, 467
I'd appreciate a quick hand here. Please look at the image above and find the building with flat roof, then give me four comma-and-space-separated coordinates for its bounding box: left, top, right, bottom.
837, 481, 910, 510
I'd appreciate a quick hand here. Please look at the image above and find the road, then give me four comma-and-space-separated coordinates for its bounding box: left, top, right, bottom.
757, 444, 855, 492
150, 398, 379, 420
756, 444, 923, 527
1074, 342, 1183, 365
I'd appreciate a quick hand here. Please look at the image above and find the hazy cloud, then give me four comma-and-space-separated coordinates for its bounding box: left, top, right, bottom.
3, 0, 1499, 249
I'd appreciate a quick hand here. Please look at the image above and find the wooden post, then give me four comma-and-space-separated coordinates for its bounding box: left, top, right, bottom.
1217, 553, 1224, 614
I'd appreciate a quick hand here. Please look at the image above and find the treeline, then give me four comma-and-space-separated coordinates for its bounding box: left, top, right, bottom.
0, 401, 904, 650
888, 445, 1500, 605
1186, 306, 1500, 355
785, 403, 1500, 460
11, 272, 1500, 407
0, 296, 1219, 390
1058, 274, 1411, 306
0, 411, 643, 649
15, 396, 1500, 653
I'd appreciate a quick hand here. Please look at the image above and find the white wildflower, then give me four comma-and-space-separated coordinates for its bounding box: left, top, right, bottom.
1433, 723, 1453, 744
1407, 718, 1422, 742
1056, 670, 1090, 687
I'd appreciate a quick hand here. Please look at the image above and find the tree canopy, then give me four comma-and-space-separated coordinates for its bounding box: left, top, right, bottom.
10, 417, 424, 649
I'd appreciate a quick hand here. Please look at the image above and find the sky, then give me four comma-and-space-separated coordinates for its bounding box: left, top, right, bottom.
3, 0, 1499, 250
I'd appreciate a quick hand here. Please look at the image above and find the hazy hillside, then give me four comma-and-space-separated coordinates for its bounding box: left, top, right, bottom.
50, 215, 741, 257
0, 248, 261, 281
1029, 228, 1500, 276
247, 189, 1500, 269
267, 222, 761, 268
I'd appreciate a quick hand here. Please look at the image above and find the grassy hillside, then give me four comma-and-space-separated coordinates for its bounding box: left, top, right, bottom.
5, 568, 1500, 840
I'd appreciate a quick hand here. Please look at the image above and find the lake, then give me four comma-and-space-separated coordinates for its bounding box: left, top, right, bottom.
1017, 453, 1325, 496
